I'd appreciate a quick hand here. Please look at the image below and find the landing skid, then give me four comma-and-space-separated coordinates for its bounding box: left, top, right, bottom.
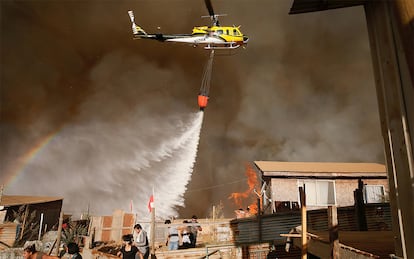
204, 43, 240, 50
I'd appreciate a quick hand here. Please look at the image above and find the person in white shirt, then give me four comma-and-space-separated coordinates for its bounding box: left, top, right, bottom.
164, 220, 179, 250
133, 224, 149, 259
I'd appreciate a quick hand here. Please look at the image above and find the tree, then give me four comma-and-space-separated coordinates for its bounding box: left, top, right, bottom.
61, 217, 89, 246
12, 205, 39, 247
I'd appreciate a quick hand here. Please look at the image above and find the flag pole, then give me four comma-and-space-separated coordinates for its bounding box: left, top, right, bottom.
150, 187, 156, 258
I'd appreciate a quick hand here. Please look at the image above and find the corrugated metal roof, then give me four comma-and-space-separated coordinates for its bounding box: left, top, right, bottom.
289, 0, 367, 14
254, 161, 387, 179
0, 195, 63, 206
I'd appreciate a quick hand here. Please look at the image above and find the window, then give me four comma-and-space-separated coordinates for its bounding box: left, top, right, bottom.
298, 180, 336, 206
274, 201, 300, 212
364, 185, 385, 203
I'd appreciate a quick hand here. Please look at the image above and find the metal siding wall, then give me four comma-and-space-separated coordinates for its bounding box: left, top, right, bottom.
231, 203, 391, 244
261, 214, 302, 241
365, 203, 392, 230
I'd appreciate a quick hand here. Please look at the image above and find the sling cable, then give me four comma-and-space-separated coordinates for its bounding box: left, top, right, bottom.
198, 50, 215, 111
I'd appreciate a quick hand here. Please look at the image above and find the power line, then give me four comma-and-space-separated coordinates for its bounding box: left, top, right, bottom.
186, 178, 248, 193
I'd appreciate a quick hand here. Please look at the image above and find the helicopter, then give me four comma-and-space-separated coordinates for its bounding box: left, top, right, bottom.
127, 0, 249, 50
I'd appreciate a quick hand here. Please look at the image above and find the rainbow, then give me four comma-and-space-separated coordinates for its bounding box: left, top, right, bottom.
2, 128, 62, 188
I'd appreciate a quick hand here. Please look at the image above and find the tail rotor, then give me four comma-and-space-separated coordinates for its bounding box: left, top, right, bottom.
128, 10, 147, 35
127, 11, 138, 34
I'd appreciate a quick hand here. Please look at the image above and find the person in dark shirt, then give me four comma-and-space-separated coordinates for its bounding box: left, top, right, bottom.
178, 224, 194, 250
189, 215, 202, 248
117, 234, 139, 259
67, 242, 82, 259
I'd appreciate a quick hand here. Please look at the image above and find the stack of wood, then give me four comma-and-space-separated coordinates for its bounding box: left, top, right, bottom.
0, 222, 18, 249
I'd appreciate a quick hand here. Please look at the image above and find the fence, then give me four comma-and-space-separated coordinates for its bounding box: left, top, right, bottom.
88, 212, 234, 247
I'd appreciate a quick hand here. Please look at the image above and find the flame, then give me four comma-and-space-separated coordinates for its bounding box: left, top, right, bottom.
228, 163, 260, 215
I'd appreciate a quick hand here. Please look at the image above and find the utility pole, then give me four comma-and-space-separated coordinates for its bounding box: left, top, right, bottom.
150, 207, 155, 259
0, 185, 3, 203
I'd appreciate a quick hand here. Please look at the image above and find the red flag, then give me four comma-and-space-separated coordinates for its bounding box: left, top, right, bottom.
148, 195, 154, 213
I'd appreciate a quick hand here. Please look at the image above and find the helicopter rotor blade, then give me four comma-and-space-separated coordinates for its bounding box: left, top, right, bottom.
204, 0, 220, 26
204, 0, 215, 17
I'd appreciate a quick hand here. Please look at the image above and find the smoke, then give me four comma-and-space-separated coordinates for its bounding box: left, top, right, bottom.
1, 1, 383, 218
7, 109, 204, 218
3, 41, 207, 217
180, 2, 383, 216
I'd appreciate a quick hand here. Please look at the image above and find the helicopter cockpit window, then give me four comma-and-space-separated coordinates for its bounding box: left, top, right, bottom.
216, 30, 223, 35
233, 29, 240, 36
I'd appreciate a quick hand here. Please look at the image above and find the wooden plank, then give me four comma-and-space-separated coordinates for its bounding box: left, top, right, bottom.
364, 1, 414, 257
293, 236, 331, 258
311, 231, 394, 258
328, 206, 339, 258
292, 231, 391, 258
102, 216, 112, 241
122, 213, 135, 236
299, 187, 307, 259
0, 222, 18, 248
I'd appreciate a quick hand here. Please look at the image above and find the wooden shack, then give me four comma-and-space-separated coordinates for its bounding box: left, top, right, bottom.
0, 195, 63, 248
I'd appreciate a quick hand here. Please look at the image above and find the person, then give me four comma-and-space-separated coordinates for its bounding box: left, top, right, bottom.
14, 218, 22, 241
267, 244, 279, 259
189, 215, 202, 248
66, 242, 82, 259
23, 244, 59, 259
117, 234, 138, 259
164, 220, 179, 251
245, 206, 252, 217
235, 208, 246, 218
178, 225, 193, 249
133, 224, 149, 259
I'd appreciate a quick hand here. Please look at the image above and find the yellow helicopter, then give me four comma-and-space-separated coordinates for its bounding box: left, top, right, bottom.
128, 0, 249, 50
